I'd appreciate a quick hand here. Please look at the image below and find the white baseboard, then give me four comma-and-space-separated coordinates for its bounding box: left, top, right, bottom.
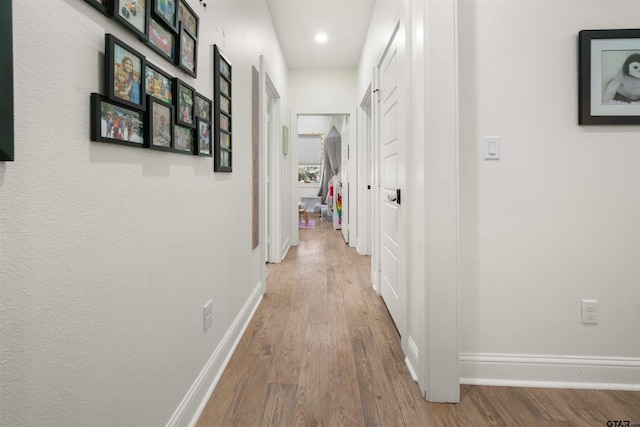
281, 237, 290, 261
404, 335, 420, 383
165, 281, 265, 427
460, 352, 640, 391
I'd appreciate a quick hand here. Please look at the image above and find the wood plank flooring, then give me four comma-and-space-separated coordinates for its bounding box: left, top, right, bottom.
196, 217, 640, 426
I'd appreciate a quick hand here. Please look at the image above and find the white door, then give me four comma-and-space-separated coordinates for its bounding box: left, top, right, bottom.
378, 23, 405, 336
340, 117, 349, 244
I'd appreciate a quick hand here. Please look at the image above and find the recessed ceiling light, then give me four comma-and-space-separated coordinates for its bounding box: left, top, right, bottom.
315, 33, 328, 43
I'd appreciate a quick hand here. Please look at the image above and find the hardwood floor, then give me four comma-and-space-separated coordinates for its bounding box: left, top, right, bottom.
196, 217, 640, 426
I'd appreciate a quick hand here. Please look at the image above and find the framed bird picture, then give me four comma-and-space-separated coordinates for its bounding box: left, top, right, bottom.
578, 29, 640, 125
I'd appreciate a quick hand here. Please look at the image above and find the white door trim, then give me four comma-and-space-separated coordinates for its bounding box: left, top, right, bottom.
260, 56, 282, 264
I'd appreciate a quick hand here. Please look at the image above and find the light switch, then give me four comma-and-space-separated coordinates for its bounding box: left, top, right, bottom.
484, 136, 500, 160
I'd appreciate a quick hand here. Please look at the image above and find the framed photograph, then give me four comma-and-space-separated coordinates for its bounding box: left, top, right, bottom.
282, 125, 289, 155
105, 34, 146, 111
146, 96, 174, 151
219, 77, 230, 97
195, 93, 212, 121
214, 45, 232, 172
0, 0, 13, 161
219, 95, 230, 115
178, 0, 198, 38
148, 17, 176, 64
113, 0, 148, 39
152, 0, 177, 32
90, 93, 145, 147
174, 125, 194, 153
579, 29, 640, 125
196, 118, 212, 156
179, 24, 198, 77
219, 131, 231, 150
174, 78, 195, 128
84, 0, 111, 16
145, 62, 173, 104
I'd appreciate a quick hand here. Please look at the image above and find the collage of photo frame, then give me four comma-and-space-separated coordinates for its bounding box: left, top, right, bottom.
213, 45, 233, 172
90, 33, 212, 157
83, 0, 199, 77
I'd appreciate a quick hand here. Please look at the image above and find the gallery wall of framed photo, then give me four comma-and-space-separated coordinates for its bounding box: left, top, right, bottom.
85, 0, 215, 159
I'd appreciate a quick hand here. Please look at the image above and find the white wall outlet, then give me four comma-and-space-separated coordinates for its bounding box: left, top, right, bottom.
203, 299, 213, 332
581, 299, 598, 324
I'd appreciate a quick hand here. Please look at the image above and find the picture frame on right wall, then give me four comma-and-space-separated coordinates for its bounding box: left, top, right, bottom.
578, 29, 640, 125
214, 45, 232, 172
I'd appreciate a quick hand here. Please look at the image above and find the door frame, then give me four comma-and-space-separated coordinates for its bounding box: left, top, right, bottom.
260, 56, 282, 264
357, 84, 373, 256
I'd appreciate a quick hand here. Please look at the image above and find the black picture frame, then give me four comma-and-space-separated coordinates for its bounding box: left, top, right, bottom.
152, 0, 178, 32
178, 0, 198, 39
0, 0, 14, 161
90, 93, 145, 147
105, 34, 146, 111
112, 0, 149, 40
146, 96, 174, 151
84, 0, 111, 16
578, 29, 640, 125
214, 45, 232, 172
196, 118, 212, 157
148, 16, 177, 64
174, 125, 195, 154
179, 24, 198, 77
145, 62, 174, 105
174, 78, 195, 128
195, 92, 212, 121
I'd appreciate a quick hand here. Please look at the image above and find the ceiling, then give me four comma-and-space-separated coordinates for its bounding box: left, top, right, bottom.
265, 0, 376, 69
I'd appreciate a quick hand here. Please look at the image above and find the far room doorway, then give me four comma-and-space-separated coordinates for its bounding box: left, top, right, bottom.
296, 114, 349, 242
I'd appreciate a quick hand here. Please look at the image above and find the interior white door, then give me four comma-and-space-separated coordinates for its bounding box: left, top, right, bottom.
340, 117, 349, 244
378, 24, 405, 336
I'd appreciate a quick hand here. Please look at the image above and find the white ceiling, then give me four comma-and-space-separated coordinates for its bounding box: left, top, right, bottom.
265, 0, 376, 69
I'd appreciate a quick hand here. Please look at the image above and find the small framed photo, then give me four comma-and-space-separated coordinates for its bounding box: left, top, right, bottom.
105, 34, 146, 111
178, 0, 198, 38
219, 77, 230, 97
579, 29, 640, 125
219, 131, 231, 150
195, 93, 212, 121
84, 0, 110, 16
146, 96, 174, 151
218, 150, 231, 170
145, 62, 173, 104
219, 57, 231, 81
91, 93, 145, 147
113, 0, 149, 39
152, 0, 177, 32
174, 78, 195, 127
219, 95, 230, 115
179, 24, 197, 77
220, 113, 231, 132
148, 17, 176, 64
196, 118, 212, 156
174, 125, 194, 154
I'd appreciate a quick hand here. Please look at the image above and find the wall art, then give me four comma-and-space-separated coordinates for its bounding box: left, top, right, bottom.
174, 78, 195, 128
105, 34, 146, 111
214, 45, 232, 172
146, 95, 174, 151
196, 118, 212, 156
579, 29, 640, 125
113, 0, 148, 40
90, 92, 145, 147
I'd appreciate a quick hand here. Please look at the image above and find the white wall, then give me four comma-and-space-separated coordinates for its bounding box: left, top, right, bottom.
0, 0, 287, 425
458, 0, 640, 388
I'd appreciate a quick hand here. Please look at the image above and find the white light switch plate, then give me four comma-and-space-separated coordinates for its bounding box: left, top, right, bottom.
484, 136, 500, 160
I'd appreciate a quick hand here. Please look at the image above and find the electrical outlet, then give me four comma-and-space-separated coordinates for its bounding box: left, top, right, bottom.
203, 299, 213, 332
581, 299, 598, 324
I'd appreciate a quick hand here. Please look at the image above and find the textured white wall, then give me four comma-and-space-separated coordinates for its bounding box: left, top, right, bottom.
0, 0, 287, 425
458, 0, 640, 375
